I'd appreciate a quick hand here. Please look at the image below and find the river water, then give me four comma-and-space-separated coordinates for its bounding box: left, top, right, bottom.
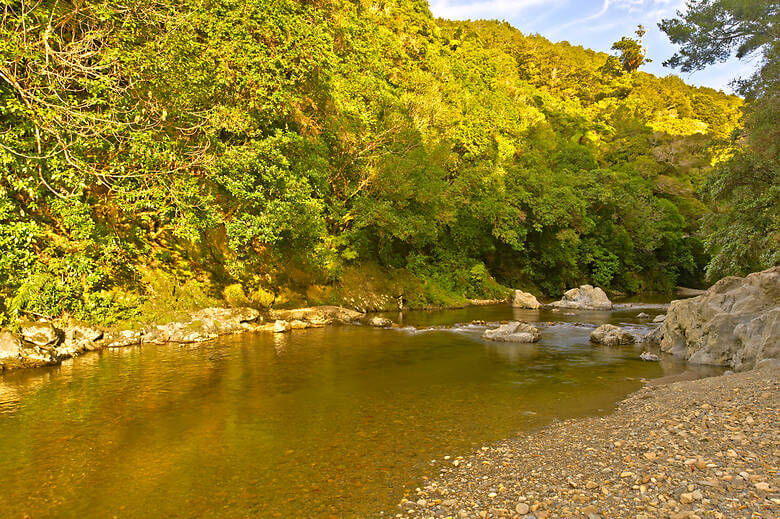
0, 302, 719, 518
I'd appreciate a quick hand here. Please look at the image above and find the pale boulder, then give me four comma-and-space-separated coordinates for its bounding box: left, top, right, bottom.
483, 321, 540, 343
512, 290, 541, 309
590, 324, 635, 346
660, 267, 779, 371
551, 285, 612, 310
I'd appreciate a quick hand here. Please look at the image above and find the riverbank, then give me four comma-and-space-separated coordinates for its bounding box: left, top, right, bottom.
395, 365, 779, 519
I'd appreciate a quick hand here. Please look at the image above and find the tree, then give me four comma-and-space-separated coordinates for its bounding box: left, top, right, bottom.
659, 0, 780, 280
611, 25, 652, 73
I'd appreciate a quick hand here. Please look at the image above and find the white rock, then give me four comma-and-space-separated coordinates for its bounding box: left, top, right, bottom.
482, 321, 540, 343
590, 324, 635, 346
512, 290, 540, 309
660, 267, 779, 370
551, 285, 613, 310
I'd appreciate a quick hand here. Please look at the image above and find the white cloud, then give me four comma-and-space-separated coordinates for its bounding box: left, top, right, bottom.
428, 0, 560, 20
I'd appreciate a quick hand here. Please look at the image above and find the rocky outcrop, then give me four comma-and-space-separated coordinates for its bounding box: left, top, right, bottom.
551, 285, 612, 310
590, 324, 635, 346
59, 324, 104, 356
482, 321, 540, 343
144, 307, 262, 343
269, 306, 363, 326
660, 267, 779, 371
273, 320, 291, 333
0, 330, 60, 369
20, 321, 61, 346
512, 290, 541, 309
0, 306, 263, 371
675, 286, 706, 297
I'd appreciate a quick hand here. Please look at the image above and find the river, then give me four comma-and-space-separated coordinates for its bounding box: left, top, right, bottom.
0, 302, 719, 517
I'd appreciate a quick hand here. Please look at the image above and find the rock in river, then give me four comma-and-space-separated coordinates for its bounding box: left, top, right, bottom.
512, 290, 541, 309
483, 321, 540, 343
640, 351, 660, 361
590, 324, 635, 346
368, 316, 393, 327
661, 266, 779, 371
551, 285, 612, 310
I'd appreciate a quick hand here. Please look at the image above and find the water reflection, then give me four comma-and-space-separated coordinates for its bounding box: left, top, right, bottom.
0, 303, 719, 518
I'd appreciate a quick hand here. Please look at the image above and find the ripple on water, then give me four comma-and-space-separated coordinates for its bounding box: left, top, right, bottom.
0, 302, 718, 518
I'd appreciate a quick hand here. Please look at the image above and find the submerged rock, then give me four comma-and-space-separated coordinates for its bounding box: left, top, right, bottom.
661, 266, 779, 371
640, 351, 660, 362
590, 324, 635, 346
483, 321, 540, 343
551, 285, 612, 310
512, 290, 541, 309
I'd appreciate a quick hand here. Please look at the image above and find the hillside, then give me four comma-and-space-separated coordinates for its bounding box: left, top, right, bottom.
0, 0, 742, 325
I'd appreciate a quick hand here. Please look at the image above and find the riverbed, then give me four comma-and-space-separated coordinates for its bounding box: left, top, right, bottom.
0, 302, 719, 517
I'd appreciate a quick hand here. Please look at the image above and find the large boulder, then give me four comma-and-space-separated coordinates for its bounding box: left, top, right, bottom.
273, 320, 291, 333
0, 330, 60, 370
660, 267, 779, 371
58, 324, 104, 357
483, 321, 540, 343
269, 306, 363, 325
20, 321, 61, 346
590, 324, 635, 346
551, 285, 612, 310
512, 290, 541, 309
0, 330, 24, 370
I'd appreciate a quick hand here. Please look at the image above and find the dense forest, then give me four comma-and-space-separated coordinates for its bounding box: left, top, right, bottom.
0, 0, 766, 325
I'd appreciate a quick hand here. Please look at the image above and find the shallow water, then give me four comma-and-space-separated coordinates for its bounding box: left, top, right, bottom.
0, 304, 719, 518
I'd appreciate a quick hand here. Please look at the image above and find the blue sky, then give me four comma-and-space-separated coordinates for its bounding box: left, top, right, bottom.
428, 0, 756, 93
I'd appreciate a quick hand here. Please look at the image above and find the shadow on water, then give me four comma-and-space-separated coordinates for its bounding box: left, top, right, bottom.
0, 303, 720, 518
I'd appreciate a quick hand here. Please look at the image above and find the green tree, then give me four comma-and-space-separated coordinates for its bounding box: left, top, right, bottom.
660, 0, 780, 280
611, 25, 652, 72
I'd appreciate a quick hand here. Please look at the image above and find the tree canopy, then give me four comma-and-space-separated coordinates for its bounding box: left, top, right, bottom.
0, 0, 745, 323
660, 0, 779, 280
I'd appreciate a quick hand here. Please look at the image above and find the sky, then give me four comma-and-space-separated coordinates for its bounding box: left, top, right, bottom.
428, 0, 756, 93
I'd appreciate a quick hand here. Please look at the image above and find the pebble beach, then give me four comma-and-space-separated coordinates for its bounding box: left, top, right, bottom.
396, 365, 779, 519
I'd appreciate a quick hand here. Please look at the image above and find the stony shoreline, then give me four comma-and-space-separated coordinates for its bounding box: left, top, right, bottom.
394, 366, 779, 519
0, 305, 369, 372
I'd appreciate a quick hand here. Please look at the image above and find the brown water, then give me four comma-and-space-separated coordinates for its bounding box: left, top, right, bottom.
0, 303, 718, 518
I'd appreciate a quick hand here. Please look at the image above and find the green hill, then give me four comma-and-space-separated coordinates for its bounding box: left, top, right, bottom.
0, 0, 742, 324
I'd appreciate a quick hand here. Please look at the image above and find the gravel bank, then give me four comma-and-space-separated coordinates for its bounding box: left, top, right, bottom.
395, 366, 779, 519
